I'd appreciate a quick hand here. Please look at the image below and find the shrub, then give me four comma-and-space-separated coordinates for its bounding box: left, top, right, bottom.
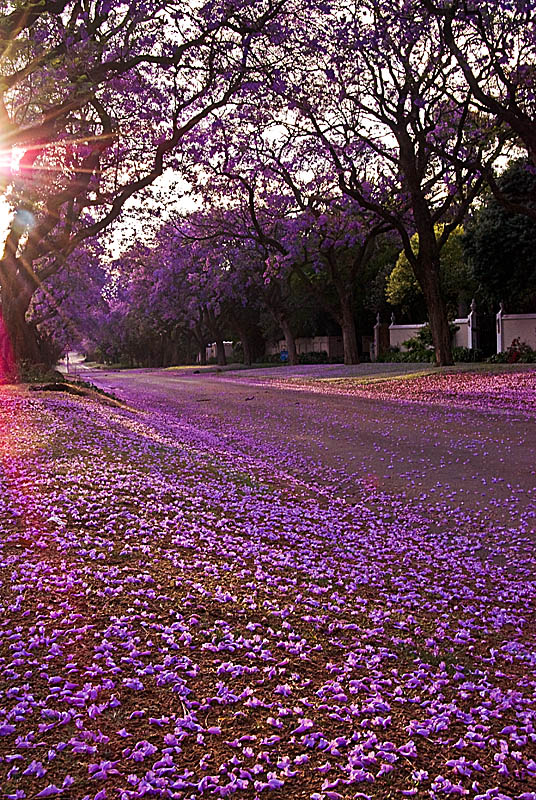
264, 352, 284, 363
298, 351, 329, 364
18, 361, 63, 383
377, 347, 407, 363
487, 338, 536, 364
452, 346, 484, 363
383, 326, 437, 362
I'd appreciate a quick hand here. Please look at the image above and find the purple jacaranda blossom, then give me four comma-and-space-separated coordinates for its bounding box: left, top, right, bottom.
35, 787, 62, 798
23, 761, 46, 778
292, 718, 314, 734
88, 760, 121, 780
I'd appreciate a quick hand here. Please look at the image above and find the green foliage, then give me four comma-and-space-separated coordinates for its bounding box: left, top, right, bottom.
376, 347, 434, 363
363, 234, 401, 315
264, 350, 343, 364
463, 160, 536, 312
298, 351, 329, 364
452, 346, 484, 363
386, 226, 475, 317
377, 325, 436, 363
399, 326, 436, 362
487, 338, 536, 363
386, 258, 420, 311
18, 361, 63, 384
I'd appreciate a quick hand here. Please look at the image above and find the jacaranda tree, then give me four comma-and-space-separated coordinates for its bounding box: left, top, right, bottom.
256, 0, 504, 364
0, 0, 287, 372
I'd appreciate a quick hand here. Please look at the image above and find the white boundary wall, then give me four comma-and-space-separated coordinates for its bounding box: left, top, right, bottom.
389, 314, 474, 352
267, 336, 344, 358
206, 342, 234, 361
389, 324, 424, 350
496, 308, 536, 352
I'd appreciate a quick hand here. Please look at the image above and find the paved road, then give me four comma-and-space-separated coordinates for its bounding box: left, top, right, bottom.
81, 365, 536, 536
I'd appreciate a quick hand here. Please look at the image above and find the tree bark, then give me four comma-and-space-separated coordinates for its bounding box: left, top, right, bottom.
227, 311, 253, 366
236, 323, 253, 365
215, 337, 227, 366
279, 317, 298, 365
0, 312, 16, 380
339, 292, 360, 365
242, 337, 252, 366
0, 286, 41, 374
191, 323, 206, 365
414, 258, 453, 366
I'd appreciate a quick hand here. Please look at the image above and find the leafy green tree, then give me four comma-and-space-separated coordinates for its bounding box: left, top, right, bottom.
386, 226, 475, 319
463, 161, 536, 312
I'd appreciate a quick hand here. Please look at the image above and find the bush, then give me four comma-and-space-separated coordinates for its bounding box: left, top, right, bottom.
487, 338, 536, 364
392, 324, 439, 362
377, 347, 405, 363
18, 361, 63, 383
264, 352, 284, 363
263, 351, 344, 365
452, 346, 484, 363
298, 351, 329, 364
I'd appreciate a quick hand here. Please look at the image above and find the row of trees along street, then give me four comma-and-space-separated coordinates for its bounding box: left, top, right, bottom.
0, 0, 535, 371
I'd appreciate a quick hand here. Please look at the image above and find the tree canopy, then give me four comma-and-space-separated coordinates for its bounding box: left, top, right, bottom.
0, 0, 534, 370
463, 160, 536, 312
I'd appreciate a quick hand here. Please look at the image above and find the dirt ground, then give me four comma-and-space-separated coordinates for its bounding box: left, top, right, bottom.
2, 366, 534, 798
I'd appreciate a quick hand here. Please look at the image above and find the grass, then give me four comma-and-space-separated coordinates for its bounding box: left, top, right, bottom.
284, 361, 536, 386
165, 362, 284, 373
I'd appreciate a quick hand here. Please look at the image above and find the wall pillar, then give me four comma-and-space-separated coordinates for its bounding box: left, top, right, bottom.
467, 298, 478, 350
496, 302, 504, 353
372, 312, 381, 362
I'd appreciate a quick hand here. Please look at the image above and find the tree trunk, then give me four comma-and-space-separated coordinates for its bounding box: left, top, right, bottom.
0, 312, 16, 381
234, 321, 253, 366
415, 258, 453, 366
339, 293, 360, 365
203, 307, 227, 366
242, 338, 252, 366
0, 241, 48, 372
215, 337, 227, 366
397, 147, 454, 367
1, 290, 41, 375
280, 317, 298, 365
191, 323, 206, 365
228, 312, 253, 366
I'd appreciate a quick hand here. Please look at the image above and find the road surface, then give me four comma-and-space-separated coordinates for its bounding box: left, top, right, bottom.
82, 365, 536, 535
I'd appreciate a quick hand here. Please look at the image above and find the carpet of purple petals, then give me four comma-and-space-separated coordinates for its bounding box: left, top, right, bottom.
0, 379, 535, 800
239, 368, 536, 416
